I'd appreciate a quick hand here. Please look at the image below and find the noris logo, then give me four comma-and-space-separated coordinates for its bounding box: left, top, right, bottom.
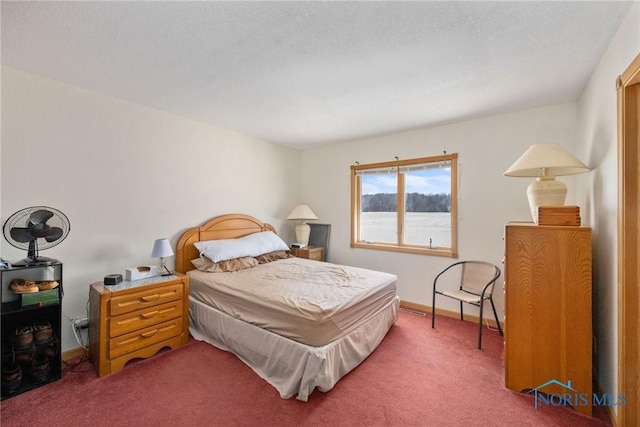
528, 379, 626, 409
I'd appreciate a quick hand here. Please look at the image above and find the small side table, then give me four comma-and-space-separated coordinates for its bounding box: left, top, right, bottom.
290, 246, 324, 262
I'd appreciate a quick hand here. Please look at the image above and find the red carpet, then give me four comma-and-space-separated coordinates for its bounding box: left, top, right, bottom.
1, 311, 610, 426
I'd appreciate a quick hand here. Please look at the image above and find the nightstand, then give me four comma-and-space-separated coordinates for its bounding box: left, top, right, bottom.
290, 246, 324, 262
88, 273, 189, 377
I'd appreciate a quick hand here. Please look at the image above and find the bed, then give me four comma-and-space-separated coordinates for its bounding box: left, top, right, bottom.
175, 214, 400, 401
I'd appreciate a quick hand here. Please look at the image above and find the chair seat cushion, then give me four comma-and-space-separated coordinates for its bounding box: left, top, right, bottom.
441, 289, 481, 304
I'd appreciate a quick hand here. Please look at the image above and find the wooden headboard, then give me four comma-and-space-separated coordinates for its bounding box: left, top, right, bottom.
175, 214, 277, 273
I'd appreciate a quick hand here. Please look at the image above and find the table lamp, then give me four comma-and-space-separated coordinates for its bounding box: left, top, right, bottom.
151, 238, 174, 276
286, 204, 318, 246
504, 143, 590, 223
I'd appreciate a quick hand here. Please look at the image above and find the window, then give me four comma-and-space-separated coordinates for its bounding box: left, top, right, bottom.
350, 154, 458, 257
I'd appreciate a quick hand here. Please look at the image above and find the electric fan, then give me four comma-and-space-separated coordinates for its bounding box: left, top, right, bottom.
3, 206, 71, 266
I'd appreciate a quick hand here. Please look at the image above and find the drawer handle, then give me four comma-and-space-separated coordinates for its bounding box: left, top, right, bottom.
141, 310, 159, 319
140, 294, 159, 303
141, 329, 158, 338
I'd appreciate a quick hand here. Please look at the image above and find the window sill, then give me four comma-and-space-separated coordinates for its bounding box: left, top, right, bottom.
350, 241, 458, 258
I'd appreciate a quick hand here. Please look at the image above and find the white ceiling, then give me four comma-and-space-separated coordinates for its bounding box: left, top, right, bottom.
1, 1, 633, 150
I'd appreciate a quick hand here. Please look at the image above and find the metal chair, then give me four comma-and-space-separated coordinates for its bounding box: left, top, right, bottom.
431, 261, 503, 349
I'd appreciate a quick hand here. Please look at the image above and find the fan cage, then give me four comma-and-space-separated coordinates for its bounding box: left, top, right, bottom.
2, 206, 70, 264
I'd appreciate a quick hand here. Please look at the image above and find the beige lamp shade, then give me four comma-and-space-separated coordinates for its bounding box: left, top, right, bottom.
504, 143, 590, 223
286, 204, 319, 246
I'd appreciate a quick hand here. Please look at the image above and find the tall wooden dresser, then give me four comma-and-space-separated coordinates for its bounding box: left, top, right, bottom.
504, 223, 592, 416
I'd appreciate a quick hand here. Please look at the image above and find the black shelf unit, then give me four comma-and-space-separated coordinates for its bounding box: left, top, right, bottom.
1, 262, 63, 400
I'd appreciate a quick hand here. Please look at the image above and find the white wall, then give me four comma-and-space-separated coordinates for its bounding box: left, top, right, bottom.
576, 0, 640, 407
1, 67, 301, 352
300, 103, 579, 318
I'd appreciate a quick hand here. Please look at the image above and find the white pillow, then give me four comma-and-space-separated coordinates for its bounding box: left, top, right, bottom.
195, 231, 289, 263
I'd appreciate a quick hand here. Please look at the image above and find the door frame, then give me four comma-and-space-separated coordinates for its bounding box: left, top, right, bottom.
617, 52, 640, 427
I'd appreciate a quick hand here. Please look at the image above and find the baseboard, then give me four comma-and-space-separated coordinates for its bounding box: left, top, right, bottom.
62, 347, 86, 362
400, 299, 504, 329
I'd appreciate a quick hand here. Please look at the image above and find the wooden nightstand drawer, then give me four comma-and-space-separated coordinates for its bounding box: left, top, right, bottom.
109, 300, 183, 337
290, 246, 324, 262
109, 282, 183, 316
109, 317, 184, 359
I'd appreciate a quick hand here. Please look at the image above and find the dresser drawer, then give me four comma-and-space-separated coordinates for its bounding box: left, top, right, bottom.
109, 317, 183, 359
109, 300, 183, 337
290, 246, 324, 261
109, 282, 183, 316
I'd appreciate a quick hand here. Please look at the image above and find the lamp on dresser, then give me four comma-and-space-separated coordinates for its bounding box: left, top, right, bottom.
151, 238, 174, 276
503, 143, 590, 223
286, 204, 318, 246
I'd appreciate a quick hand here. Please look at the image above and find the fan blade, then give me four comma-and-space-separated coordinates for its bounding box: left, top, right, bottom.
10, 227, 35, 243
29, 223, 52, 238
44, 227, 64, 242
29, 209, 54, 225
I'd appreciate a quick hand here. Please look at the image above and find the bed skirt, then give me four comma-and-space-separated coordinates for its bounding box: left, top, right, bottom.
188, 295, 400, 402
